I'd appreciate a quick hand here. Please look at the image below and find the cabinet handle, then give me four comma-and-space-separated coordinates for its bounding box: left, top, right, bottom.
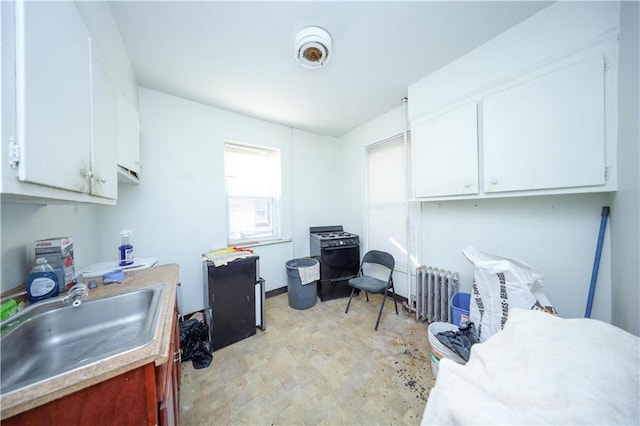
98, 177, 106, 184
8, 137, 19, 169
464, 183, 471, 188
491, 179, 498, 185
80, 169, 93, 179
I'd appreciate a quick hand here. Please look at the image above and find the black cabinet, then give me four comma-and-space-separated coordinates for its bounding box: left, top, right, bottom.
203, 256, 260, 351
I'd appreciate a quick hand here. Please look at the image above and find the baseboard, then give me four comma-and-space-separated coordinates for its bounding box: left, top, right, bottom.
266, 286, 288, 298
394, 293, 409, 305
266, 285, 409, 305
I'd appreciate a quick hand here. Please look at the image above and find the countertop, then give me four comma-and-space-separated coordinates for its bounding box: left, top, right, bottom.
0, 263, 180, 420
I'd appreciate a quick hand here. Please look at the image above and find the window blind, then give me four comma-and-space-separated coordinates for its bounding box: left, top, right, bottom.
367, 134, 411, 272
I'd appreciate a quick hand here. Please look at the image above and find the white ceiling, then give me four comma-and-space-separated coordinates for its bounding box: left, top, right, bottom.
109, 1, 553, 138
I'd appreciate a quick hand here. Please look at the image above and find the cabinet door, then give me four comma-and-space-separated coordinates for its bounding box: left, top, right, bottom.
16, 1, 92, 192
206, 258, 257, 351
158, 311, 180, 426
483, 55, 606, 193
2, 364, 158, 426
90, 41, 118, 199
117, 92, 141, 177
412, 102, 478, 197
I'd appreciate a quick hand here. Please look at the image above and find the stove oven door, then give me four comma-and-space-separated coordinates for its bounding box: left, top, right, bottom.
316, 245, 360, 301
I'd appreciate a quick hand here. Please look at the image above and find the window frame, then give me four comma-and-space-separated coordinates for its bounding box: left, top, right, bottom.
224, 141, 282, 246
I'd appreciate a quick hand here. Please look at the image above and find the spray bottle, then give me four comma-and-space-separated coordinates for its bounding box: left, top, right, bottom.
119, 230, 134, 266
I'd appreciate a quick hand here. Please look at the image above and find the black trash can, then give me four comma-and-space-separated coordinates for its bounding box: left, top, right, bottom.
285, 258, 318, 309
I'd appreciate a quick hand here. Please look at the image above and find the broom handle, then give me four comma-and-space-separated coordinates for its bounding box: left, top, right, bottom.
585, 206, 610, 318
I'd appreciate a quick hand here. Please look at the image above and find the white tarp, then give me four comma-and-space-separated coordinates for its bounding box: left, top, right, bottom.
422, 309, 640, 425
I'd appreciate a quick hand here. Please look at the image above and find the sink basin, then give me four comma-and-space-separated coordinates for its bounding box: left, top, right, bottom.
0, 283, 166, 395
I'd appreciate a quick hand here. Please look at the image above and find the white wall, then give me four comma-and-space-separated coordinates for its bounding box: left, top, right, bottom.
95, 88, 335, 315
610, 1, 640, 335
290, 129, 339, 257
419, 194, 612, 320
1, 202, 101, 292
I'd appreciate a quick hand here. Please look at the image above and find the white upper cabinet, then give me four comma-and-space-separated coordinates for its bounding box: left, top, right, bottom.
3, 1, 122, 204
16, 1, 93, 194
90, 41, 118, 199
412, 102, 478, 197
483, 55, 606, 193
117, 92, 141, 183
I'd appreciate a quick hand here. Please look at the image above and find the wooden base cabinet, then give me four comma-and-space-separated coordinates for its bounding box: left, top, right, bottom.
157, 306, 181, 425
3, 307, 181, 426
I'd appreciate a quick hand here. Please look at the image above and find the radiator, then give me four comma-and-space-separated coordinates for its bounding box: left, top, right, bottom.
416, 266, 459, 323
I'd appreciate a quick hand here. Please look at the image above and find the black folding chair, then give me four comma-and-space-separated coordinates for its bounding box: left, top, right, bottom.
345, 250, 398, 330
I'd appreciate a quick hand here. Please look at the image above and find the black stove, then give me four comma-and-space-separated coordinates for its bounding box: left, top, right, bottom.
311, 230, 360, 248
310, 226, 360, 301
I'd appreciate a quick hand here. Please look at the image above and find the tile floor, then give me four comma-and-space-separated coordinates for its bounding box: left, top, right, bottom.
179, 292, 436, 425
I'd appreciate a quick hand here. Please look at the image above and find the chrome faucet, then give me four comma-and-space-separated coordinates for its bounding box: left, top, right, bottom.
0, 283, 89, 329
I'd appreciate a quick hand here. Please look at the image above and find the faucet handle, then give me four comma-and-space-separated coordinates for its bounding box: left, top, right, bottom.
67, 283, 89, 307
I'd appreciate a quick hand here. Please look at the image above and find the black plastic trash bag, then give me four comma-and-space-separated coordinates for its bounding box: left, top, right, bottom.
435, 322, 480, 362
179, 318, 213, 369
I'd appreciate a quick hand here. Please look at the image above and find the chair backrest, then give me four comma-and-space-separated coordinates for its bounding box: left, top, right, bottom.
361, 250, 395, 282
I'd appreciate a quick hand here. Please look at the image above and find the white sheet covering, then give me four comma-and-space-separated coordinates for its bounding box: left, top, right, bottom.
422, 309, 640, 425
202, 250, 254, 267
298, 261, 320, 285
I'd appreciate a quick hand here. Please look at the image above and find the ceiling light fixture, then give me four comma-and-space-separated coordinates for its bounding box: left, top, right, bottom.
295, 26, 332, 70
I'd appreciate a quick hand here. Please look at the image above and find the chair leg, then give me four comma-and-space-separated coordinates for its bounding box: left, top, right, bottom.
365, 292, 369, 302
345, 286, 356, 314
375, 289, 388, 331
391, 281, 398, 315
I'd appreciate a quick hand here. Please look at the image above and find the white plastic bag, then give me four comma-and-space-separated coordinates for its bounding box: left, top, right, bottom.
462, 246, 553, 341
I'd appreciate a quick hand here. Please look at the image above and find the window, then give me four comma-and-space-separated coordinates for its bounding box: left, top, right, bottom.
367, 134, 412, 272
225, 142, 281, 244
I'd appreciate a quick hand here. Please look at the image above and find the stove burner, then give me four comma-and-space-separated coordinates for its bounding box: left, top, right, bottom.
316, 231, 353, 239
310, 226, 359, 248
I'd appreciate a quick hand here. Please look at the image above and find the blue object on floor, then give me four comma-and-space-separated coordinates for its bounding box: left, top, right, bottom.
450, 292, 471, 326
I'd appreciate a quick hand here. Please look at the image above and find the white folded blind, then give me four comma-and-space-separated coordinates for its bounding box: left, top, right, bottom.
367, 134, 411, 272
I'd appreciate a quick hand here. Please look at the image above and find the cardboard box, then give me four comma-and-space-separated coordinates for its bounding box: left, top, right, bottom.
35, 237, 75, 292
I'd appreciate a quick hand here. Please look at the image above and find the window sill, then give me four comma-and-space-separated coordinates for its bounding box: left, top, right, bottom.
232, 238, 292, 249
